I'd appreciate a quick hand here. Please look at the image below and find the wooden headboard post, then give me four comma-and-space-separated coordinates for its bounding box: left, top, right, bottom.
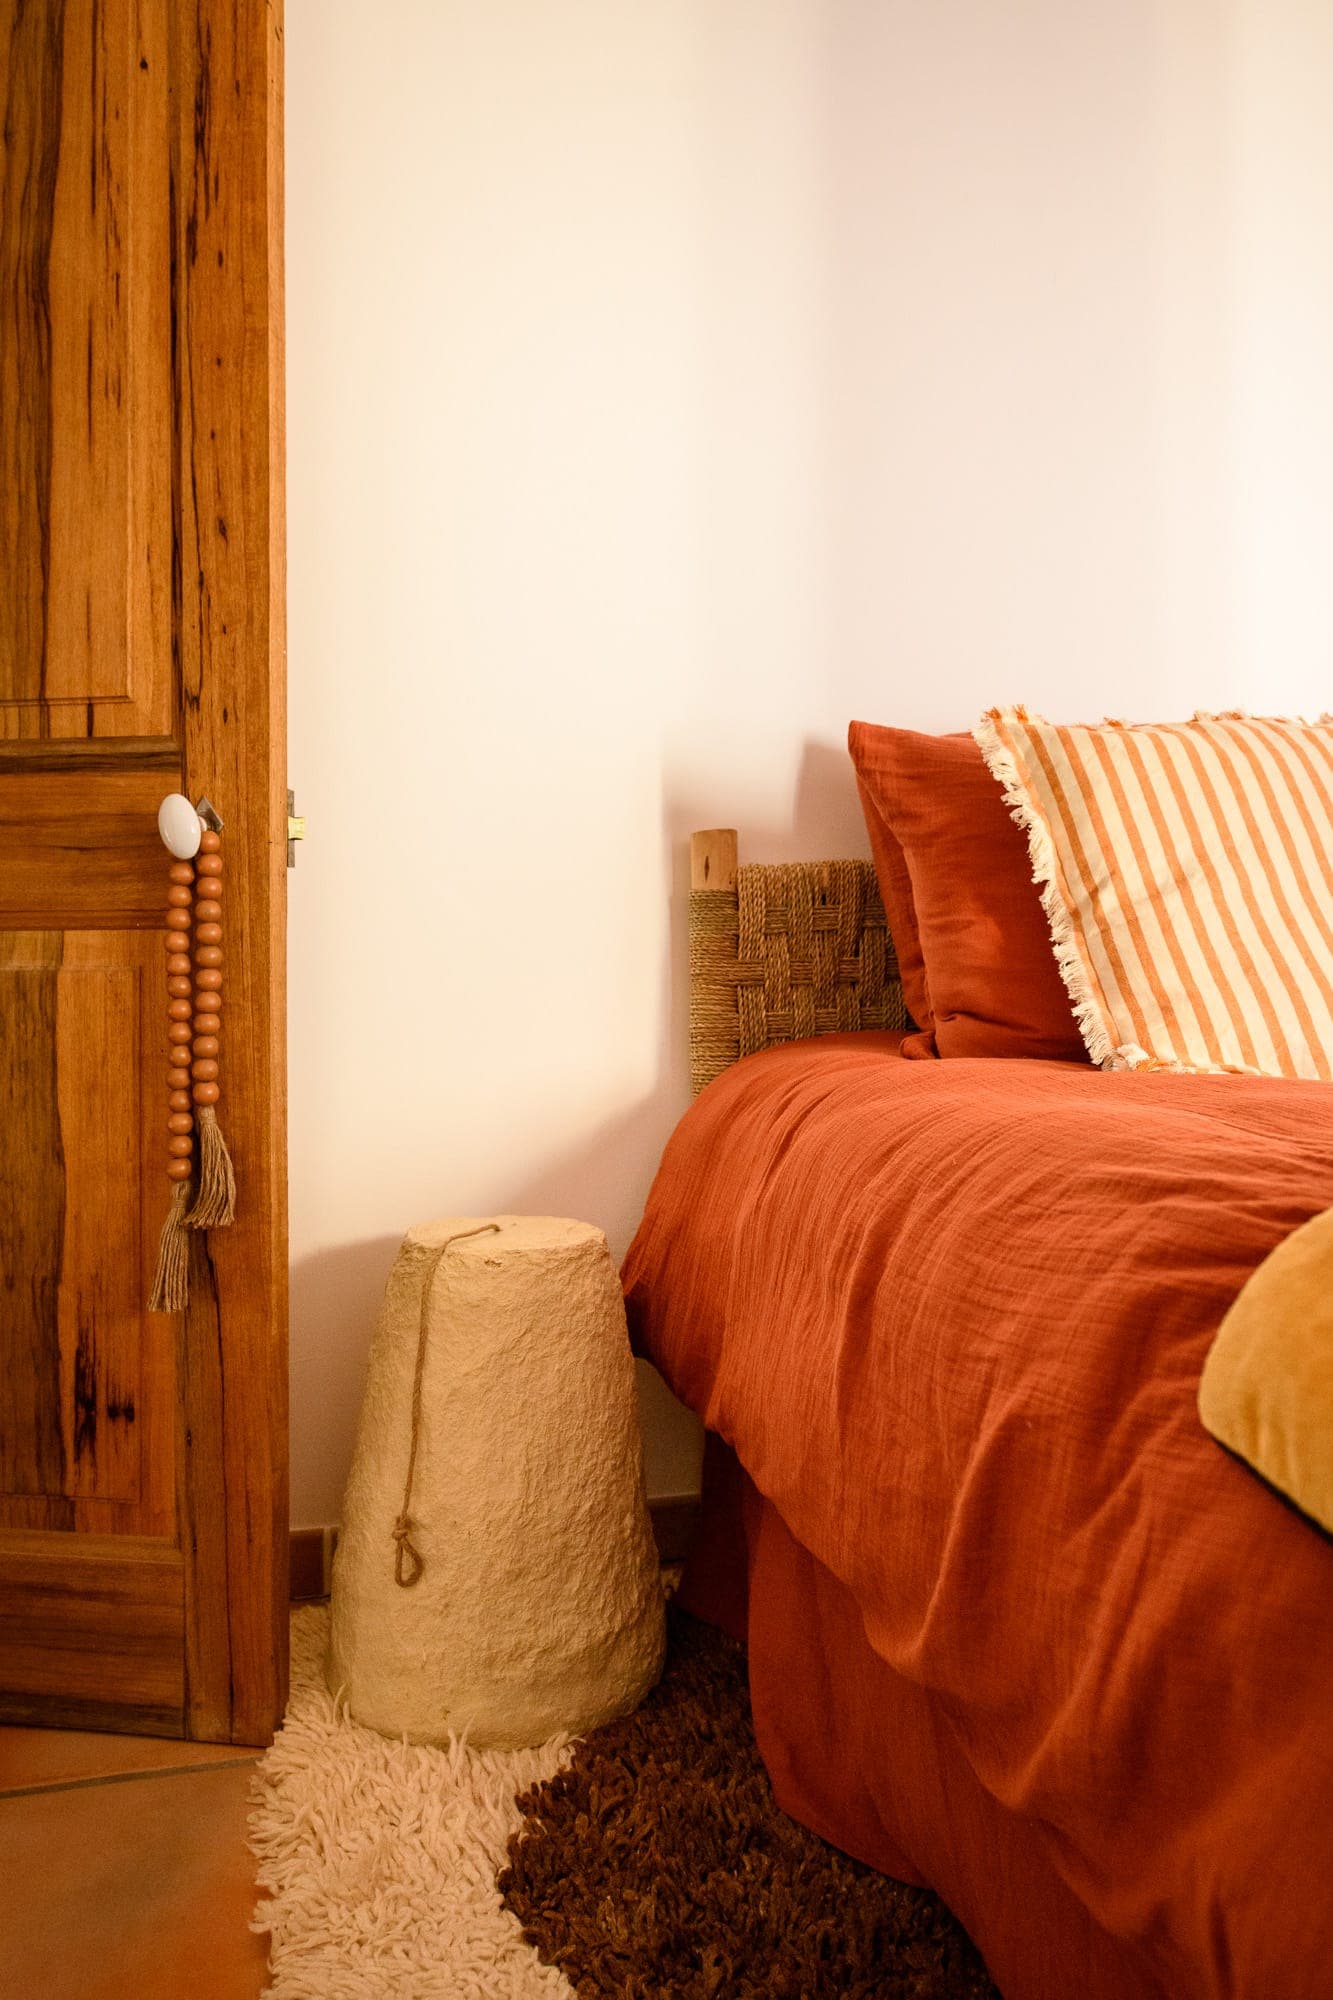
690, 828, 739, 894
688, 829, 905, 1095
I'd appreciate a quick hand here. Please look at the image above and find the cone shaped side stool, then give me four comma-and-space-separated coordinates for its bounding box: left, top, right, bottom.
327, 1216, 666, 1749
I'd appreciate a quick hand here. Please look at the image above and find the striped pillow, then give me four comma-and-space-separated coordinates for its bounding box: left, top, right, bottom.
973, 709, 1333, 1079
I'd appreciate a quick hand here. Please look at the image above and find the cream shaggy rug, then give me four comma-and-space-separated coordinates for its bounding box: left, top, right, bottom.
249, 1604, 574, 1999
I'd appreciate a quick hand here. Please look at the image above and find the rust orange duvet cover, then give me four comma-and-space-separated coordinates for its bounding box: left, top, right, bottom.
623, 1033, 1333, 2000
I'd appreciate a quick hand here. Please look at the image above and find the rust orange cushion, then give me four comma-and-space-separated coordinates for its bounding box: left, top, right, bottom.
848, 721, 1085, 1062
848, 730, 936, 1054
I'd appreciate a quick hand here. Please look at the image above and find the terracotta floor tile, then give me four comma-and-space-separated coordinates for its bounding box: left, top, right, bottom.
0, 1723, 258, 1797
0, 1761, 268, 2000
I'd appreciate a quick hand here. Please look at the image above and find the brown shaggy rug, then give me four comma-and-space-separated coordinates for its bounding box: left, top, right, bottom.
499, 1609, 999, 1998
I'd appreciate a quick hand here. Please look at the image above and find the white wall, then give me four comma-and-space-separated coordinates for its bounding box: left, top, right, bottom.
286, 0, 1333, 1526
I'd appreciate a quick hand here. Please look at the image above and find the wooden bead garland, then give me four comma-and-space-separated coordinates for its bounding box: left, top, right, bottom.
186, 829, 236, 1231
148, 862, 197, 1310
166, 865, 196, 1168
148, 812, 238, 1313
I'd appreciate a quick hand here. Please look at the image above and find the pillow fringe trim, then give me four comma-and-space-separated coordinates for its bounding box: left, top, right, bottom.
973, 707, 1121, 1070
974, 708, 1273, 1080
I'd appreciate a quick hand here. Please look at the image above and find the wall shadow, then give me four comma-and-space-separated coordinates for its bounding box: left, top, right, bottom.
289, 1232, 402, 1528
290, 740, 870, 1527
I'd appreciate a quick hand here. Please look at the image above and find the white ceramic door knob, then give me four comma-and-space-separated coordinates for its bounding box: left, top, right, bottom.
157, 793, 203, 860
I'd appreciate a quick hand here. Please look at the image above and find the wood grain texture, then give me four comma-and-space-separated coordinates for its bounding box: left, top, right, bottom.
0, 932, 174, 1538
0, 0, 64, 699
0, 1532, 184, 1733
175, 0, 288, 1743
0, 0, 286, 1746
0, 735, 180, 774
44, 0, 132, 705
690, 828, 739, 892
0, 767, 175, 924
0, 937, 69, 1506
0, 0, 173, 740
55, 950, 141, 1505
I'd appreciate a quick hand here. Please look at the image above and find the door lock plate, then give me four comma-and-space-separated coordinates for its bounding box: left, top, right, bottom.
287, 789, 305, 867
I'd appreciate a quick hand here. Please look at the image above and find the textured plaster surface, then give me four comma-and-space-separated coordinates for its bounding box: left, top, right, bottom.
328, 1217, 666, 1748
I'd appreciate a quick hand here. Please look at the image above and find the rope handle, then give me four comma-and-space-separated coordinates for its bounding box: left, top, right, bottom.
393, 1222, 502, 1587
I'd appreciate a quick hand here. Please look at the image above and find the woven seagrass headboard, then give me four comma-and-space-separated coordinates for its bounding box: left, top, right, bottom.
689, 829, 907, 1094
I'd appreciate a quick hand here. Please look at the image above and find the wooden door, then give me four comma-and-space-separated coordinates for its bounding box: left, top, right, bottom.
0, 0, 287, 1744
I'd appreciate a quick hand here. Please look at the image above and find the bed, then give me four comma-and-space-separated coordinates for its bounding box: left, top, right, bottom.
622, 831, 1333, 2000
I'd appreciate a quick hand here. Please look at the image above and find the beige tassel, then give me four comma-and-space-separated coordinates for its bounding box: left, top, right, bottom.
187, 1104, 236, 1229
148, 1182, 191, 1313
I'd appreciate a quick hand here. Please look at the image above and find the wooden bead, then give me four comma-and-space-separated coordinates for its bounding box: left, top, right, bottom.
164, 831, 195, 1193
194, 899, 221, 922
192, 1081, 220, 1106
195, 922, 222, 946
199, 829, 220, 852
193, 1012, 220, 1036
192, 1035, 220, 1059
195, 945, 223, 968
196, 968, 223, 993
191, 1058, 219, 1081
196, 853, 222, 877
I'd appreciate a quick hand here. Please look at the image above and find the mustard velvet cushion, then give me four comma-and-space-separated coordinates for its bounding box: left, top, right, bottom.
1199, 1206, 1333, 1533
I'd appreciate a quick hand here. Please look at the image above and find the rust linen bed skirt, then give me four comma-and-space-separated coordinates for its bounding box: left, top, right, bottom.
682, 1437, 1171, 2000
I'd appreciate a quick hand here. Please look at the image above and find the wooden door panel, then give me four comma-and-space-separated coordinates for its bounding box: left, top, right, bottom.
0, 768, 175, 925
0, 1534, 184, 1735
0, 941, 67, 1508
0, 0, 173, 740
0, 931, 174, 1537
0, 0, 286, 1744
